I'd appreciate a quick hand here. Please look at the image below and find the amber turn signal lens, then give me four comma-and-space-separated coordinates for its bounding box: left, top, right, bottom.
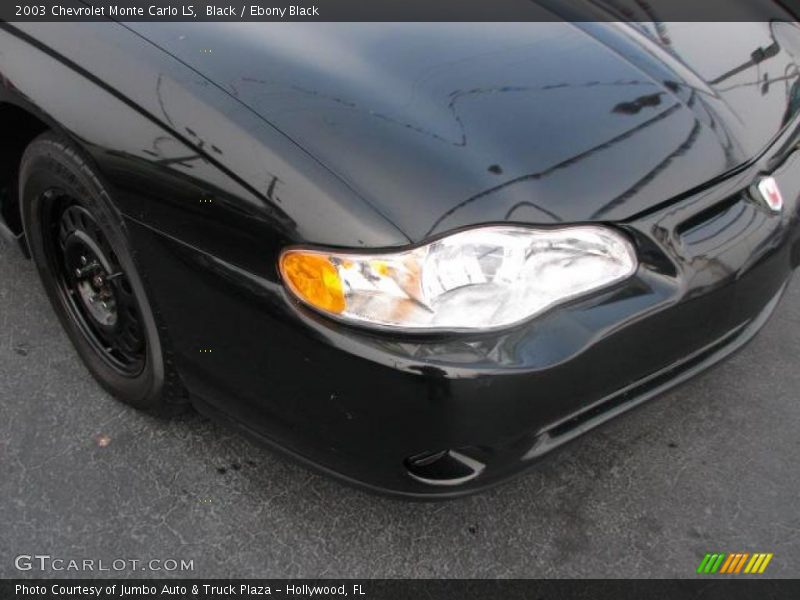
280, 252, 345, 313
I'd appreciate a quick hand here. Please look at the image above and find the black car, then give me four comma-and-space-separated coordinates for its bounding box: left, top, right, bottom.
1, 17, 800, 498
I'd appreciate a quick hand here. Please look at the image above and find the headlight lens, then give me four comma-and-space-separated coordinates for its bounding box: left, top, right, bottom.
280, 225, 637, 331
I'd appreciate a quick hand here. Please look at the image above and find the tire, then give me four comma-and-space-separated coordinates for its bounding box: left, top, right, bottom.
19, 132, 187, 415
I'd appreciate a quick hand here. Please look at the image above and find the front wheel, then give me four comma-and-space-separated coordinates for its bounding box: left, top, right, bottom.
19, 132, 186, 414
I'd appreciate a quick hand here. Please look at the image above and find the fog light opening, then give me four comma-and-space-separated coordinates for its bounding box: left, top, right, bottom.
404, 449, 485, 486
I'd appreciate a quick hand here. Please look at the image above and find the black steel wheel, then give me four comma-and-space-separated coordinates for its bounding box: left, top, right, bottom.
19, 132, 187, 414
48, 199, 146, 376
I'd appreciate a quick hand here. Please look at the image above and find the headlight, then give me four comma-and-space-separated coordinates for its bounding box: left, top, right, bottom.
279, 225, 637, 331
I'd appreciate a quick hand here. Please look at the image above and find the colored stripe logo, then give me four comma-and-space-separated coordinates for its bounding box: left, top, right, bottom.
697, 552, 773, 574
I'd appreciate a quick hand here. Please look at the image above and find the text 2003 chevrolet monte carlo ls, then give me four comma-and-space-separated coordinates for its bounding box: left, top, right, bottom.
1, 14, 800, 498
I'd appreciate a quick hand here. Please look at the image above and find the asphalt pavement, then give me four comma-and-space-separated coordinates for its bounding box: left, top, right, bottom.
1, 235, 798, 578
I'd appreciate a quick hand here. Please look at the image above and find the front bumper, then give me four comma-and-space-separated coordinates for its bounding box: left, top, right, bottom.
128, 143, 800, 499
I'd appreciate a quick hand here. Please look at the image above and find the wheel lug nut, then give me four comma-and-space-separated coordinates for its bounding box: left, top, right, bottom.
75, 260, 100, 278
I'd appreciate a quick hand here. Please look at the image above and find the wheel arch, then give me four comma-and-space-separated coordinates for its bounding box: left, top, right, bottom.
0, 101, 54, 254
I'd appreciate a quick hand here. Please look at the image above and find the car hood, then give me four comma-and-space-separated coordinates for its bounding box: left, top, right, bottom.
129, 19, 800, 240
